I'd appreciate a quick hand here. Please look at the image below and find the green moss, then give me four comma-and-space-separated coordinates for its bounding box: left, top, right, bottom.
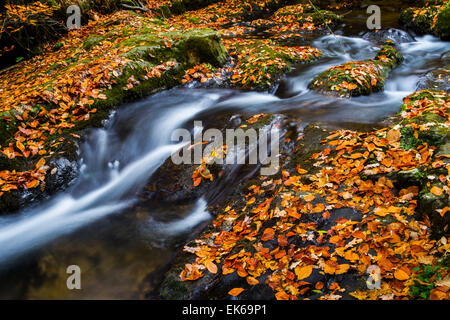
400, 126, 420, 150
399, 8, 414, 25
375, 43, 404, 67
435, 3, 450, 38
409, 263, 448, 299
400, 122, 449, 151
159, 272, 189, 300
82, 35, 105, 51
400, 3, 449, 39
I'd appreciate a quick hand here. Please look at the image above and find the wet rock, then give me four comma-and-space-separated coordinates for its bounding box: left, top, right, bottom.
416, 67, 450, 92
0, 152, 79, 214
419, 181, 450, 238
308, 42, 403, 97
362, 28, 415, 44
416, 52, 450, 92
142, 113, 295, 205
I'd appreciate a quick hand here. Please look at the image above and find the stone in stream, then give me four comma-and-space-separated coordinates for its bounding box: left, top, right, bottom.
225, 39, 322, 91
416, 51, 450, 92
400, 0, 450, 40
308, 41, 403, 98
362, 28, 415, 44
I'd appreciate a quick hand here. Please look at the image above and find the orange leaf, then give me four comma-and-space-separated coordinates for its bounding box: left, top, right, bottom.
335, 264, 350, 275
246, 276, 259, 285
275, 291, 289, 300
430, 186, 443, 196
35, 157, 45, 169
26, 179, 39, 189
193, 177, 201, 187
394, 269, 409, 281
206, 261, 217, 274
295, 265, 313, 280
228, 288, 245, 296
278, 235, 288, 247
261, 228, 275, 241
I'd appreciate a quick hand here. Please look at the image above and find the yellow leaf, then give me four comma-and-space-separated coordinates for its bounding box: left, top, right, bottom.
295, 265, 313, 280
335, 264, 350, 275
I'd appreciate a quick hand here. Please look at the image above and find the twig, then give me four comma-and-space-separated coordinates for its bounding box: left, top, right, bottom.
121, 0, 148, 12
308, 0, 347, 55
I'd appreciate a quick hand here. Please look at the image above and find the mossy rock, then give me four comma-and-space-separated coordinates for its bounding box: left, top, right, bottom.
309, 44, 403, 98
434, 2, 450, 39
309, 10, 342, 27
400, 2, 450, 39
0, 28, 229, 213
419, 184, 450, 238
153, 0, 221, 17
272, 4, 341, 29
229, 39, 321, 90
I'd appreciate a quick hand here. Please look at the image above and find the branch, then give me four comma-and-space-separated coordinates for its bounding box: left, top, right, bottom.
121, 1, 148, 12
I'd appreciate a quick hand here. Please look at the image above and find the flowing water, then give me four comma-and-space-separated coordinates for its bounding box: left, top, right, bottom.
0, 29, 448, 298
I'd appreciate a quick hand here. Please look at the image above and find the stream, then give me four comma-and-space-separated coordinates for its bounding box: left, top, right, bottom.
0, 26, 448, 298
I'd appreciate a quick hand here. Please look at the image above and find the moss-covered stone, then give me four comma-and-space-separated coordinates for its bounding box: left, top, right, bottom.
419, 183, 450, 238
0, 27, 229, 213
226, 39, 321, 90
308, 43, 403, 98
400, 2, 450, 39
435, 2, 450, 39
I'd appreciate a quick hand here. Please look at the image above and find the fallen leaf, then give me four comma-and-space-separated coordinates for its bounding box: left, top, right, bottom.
228, 288, 245, 296
295, 265, 313, 280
